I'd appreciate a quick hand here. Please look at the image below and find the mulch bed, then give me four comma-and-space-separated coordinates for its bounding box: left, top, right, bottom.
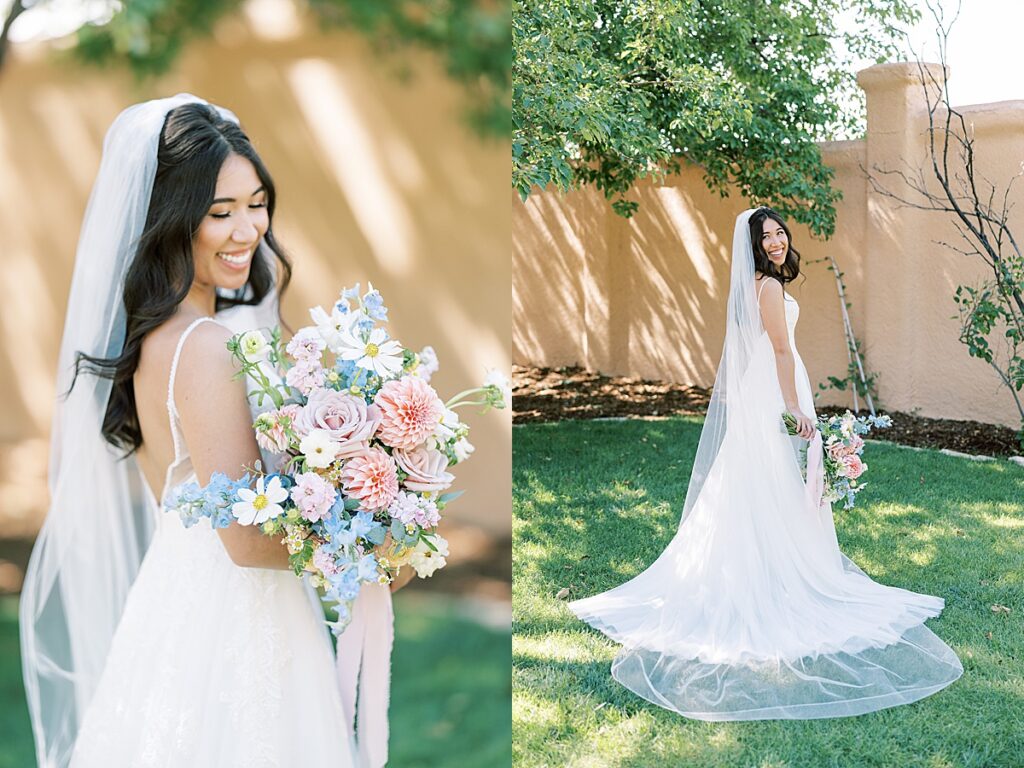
513, 365, 1023, 458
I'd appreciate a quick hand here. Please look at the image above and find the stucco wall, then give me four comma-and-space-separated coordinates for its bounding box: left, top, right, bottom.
0, 16, 511, 538
513, 62, 1021, 430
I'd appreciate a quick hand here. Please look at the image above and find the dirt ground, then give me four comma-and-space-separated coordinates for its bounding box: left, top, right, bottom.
513, 365, 1024, 458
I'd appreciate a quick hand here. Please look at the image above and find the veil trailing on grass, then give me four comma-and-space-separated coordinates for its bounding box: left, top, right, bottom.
19, 94, 242, 767
569, 208, 962, 720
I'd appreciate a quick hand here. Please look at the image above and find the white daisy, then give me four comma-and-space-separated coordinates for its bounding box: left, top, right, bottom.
232, 475, 288, 526
309, 304, 357, 354
337, 325, 404, 378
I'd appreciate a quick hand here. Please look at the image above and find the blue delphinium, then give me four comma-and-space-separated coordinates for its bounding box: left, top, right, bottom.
355, 315, 375, 335
167, 481, 205, 528
362, 286, 388, 322
166, 472, 254, 529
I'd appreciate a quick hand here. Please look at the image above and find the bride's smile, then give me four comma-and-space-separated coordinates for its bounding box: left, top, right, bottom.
193, 151, 269, 293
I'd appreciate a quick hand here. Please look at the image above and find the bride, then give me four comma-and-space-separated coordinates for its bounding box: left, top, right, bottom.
570, 207, 963, 720
20, 94, 403, 767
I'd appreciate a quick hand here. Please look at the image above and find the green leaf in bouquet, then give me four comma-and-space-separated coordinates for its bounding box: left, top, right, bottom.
288, 537, 315, 576
401, 348, 418, 372
366, 526, 387, 546
437, 490, 465, 509
343, 497, 362, 511
390, 519, 418, 545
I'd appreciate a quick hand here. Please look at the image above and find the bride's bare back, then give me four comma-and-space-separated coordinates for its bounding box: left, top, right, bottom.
133, 311, 287, 568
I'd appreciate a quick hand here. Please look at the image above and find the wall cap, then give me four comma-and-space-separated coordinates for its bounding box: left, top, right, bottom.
857, 61, 946, 92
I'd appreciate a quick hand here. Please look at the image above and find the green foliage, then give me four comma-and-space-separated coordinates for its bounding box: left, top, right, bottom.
65, 0, 510, 137
809, 256, 882, 406
308, 0, 511, 136
514, 418, 1024, 767
818, 339, 880, 404
953, 277, 1024, 448
953, 280, 1024, 393
513, 0, 918, 237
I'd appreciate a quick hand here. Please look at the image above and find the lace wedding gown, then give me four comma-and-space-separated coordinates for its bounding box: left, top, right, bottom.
570, 280, 963, 720
69, 317, 357, 767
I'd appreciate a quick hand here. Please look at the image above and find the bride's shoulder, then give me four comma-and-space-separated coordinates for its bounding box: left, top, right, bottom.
139, 316, 233, 381
753, 274, 782, 299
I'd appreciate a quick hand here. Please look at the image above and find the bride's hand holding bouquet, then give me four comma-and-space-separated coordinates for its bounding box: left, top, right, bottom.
782, 409, 892, 510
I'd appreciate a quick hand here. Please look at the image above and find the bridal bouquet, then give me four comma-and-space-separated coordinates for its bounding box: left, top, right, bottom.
782, 410, 892, 510
166, 283, 508, 633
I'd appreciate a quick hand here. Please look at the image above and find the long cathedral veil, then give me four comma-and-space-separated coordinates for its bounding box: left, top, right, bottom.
19, 94, 246, 768
569, 208, 962, 720
678, 209, 761, 525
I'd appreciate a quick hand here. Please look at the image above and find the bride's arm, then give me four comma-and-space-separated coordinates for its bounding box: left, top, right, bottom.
175, 321, 292, 570
758, 279, 803, 414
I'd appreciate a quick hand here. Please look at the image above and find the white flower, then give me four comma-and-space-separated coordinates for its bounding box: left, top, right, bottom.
452, 436, 475, 463
409, 534, 449, 578
238, 330, 270, 361
415, 346, 439, 381
310, 304, 357, 353
299, 428, 341, 469
484, 367, 511, 408
232, 475, 288, 526
432, 407, 461, 443
337, 325, 404, 378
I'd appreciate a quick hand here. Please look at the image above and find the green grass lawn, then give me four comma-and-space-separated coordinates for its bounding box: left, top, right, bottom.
514, 417, 1024, 768
0, 591, 510, 768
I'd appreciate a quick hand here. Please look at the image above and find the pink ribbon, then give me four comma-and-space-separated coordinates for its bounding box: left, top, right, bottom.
805, 430, 826, 512
336, 582, 394, 768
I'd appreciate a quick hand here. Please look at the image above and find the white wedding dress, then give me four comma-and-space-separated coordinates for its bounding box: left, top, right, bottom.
69, 317, 357, 767
570, 277, 963, 720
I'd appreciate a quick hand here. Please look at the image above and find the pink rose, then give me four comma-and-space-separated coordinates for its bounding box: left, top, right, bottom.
294, 389, 381, 458
827, 442, 847, 462
393, 445, 454, 493
840, 453, 865, 480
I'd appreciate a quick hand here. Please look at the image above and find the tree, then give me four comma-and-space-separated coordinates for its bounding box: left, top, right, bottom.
0, 0, 510, 137
867, 2, 1024, 440
513, 0, 918, 237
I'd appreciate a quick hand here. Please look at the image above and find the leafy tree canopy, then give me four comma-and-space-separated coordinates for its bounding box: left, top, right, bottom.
2, 0, 510, 137
513, 0, 918, 237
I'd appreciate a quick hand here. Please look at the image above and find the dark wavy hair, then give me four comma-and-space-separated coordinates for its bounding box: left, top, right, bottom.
749, 207, 801, 285
72, 102, 292, 454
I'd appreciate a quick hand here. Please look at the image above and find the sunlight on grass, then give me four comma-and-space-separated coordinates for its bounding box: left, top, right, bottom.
514, 417, 1024, 768
514, 631, 613, 663
976, 511, 1024, 529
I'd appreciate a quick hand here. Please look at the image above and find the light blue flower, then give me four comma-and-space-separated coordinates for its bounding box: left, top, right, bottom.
363, 286, 388, 321
356, 553, 379, 581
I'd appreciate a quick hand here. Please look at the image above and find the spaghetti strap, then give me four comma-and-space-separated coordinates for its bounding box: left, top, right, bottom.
166, 316, 218, 464
756, 278, 770, 305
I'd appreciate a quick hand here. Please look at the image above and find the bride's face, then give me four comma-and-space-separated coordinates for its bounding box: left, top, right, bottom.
192, 152, 269, 292
760, 218, 788, 266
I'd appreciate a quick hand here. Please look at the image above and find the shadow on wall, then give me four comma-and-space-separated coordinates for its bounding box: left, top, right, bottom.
513, 63, 1024, 430
0, 20, 511, 544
